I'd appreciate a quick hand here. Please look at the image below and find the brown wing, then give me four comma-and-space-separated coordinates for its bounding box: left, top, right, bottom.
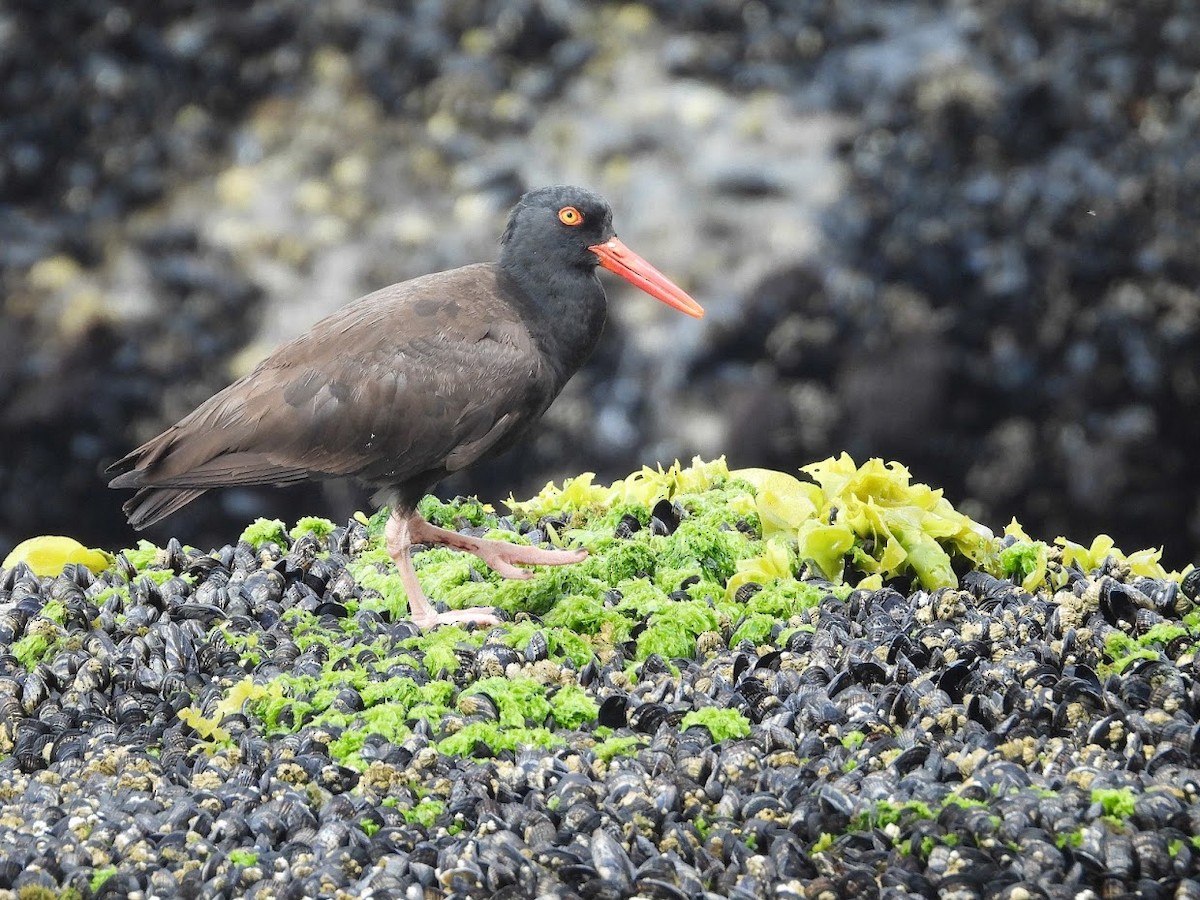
108, 264, 550, 527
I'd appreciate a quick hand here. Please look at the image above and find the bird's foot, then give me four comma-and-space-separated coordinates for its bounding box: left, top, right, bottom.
407, 516, 588, 580
408, 604, 503, 632
385, 509, 587, 631
462, 539, 589, 580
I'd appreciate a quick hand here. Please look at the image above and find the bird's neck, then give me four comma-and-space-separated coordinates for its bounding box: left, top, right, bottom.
497, 257, 608, 378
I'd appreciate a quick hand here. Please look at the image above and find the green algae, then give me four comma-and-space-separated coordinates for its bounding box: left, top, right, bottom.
89, 868, 117, 893
542, 594, 631, 644
236, 620, 602, 761
999, 538, 1051, 592
121, 539, 162, 571
439, 723, 562, 756
507, 456, 736, 522
739, 575, 824, 619
228, 849, 258, 867
12, 633, 53, 669
206, 457, 976, 765
593, 734, 645, 761
729, 614, 775, 647
1092, 786, 1136, 821
462, 676, 551, 728
290, 516, 337, 541
549, 683, 598, 729
503, 620, 593, 668
402, 624, 484, 677
679, 707, 751, 742
334, 459, 804, 669
637, 601, 720, 661
997, 520, 1185, 592
418, 494, 496, 528
1139, 622, 1190, 648
1102, 632, 1163, 675
401, 798, 444, 828
239, 517, 288, 549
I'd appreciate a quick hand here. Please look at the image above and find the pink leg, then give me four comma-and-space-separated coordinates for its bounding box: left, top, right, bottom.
385, 511, 502, 631
407, 515, 588, 580
383, 510, 587, 631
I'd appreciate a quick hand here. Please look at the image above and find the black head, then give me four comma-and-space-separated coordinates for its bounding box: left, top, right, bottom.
499, 185, 615, 272
498, 185, 704, 321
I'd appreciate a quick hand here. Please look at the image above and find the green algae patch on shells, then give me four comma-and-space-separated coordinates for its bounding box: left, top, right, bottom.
1092, 787, 1137, 822
401, 623, 485, 677
227, 849, 259, 867
289, 516, 338, 541
592, 734, 646, 761
997, 527, 1053, 593
401, 798, 445, 828
739, 454, 997, 590
1101, 631, 1169, 676
120, 539, 166, 571
89, 868, 118, 894
548, 682, 599, 729
995, 519, 1184, 593
461, 675, 552, 729
2, 535, 111, 577
506, 455, 736, 521
503, 619, 593, 668
679, 707, 751, 742
438, 722, 562, 756
12, 631, 56, 669
239, 517, 289, 549
636, 600, 722, 661
417, 494, 496, 528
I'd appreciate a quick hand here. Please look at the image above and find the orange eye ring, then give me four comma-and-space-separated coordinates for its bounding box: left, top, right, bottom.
558, 206, 583, 226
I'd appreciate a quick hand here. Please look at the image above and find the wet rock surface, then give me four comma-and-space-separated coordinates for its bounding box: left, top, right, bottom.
2, 504, 1200, 898
4, 0, 1199, 567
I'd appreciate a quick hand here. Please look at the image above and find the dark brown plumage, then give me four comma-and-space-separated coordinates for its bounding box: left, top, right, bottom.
108, 186, 703, 629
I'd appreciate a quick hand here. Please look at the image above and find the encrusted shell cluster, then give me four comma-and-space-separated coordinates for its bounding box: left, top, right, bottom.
1, 520, 1199, 898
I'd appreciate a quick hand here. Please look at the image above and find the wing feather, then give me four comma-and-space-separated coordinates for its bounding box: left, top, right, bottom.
107, 265, 553, 527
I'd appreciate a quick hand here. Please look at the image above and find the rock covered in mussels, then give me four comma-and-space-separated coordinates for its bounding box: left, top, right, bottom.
2, 458, 1200, 897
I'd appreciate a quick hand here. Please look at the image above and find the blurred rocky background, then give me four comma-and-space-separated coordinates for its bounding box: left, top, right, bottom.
2, 0, 1198, 568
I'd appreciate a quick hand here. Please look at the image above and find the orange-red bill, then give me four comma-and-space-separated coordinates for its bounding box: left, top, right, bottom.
589, 237, 705, 319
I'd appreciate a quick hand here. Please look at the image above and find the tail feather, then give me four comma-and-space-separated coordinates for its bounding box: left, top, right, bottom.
108, 389, 317, 528
122, 487, 208, 530
107, 432, 208, 528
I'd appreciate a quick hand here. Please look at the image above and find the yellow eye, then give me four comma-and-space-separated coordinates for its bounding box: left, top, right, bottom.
558, 206, 583, 226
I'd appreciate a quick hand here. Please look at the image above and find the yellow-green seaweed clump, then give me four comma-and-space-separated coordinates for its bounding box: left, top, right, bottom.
994, 519, 1183, 593
735, 455, 995, 589
3, 535, 111, 577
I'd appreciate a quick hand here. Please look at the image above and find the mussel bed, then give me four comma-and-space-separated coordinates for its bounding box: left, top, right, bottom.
2, 517, 1200, 899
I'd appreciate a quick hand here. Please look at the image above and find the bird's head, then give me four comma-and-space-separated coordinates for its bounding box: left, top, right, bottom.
500, 185, 704, 319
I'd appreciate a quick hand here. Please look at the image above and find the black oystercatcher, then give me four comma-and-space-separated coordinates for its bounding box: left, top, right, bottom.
108, 186, 704, 630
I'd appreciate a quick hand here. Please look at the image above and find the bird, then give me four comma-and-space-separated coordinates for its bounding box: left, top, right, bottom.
107, 185, 704, 630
